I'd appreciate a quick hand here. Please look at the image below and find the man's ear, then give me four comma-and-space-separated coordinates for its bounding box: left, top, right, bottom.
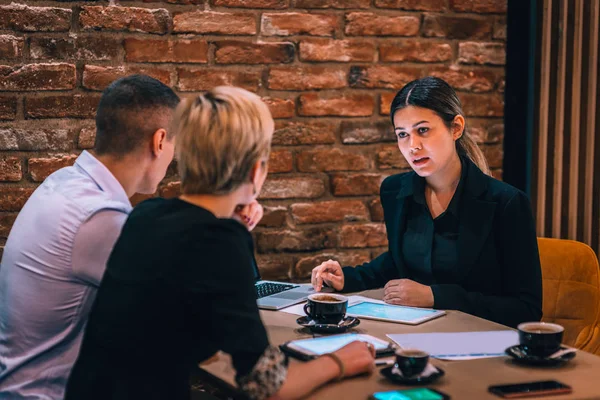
151, 128, 167, 157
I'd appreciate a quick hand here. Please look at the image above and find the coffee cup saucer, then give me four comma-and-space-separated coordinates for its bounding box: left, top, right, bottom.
296, 316, 360, 334
505, 345, 577, 366
380, 363, 445, 385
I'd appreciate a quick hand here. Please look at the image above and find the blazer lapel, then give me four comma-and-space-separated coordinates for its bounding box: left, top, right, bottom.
385, 176, 413, 278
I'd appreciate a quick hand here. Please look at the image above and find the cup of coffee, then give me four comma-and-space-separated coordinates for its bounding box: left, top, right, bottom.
517, 322, 564, 358
394, 348, 429, 377
303, 293, 348, 325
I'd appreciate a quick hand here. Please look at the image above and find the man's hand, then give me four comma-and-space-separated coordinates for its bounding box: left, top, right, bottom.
383, 279, 434, 307
311, 260, 344, 292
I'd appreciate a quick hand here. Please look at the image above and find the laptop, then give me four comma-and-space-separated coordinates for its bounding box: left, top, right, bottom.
252, 258, 316, 310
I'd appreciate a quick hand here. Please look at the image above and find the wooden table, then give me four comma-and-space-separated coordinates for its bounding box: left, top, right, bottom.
200, 290, 600, 399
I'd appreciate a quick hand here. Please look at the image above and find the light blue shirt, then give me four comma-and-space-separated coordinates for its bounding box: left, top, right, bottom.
0, 151, 132, 399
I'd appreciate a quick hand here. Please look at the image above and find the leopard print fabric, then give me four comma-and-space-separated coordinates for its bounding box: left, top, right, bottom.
237, 345, 289, 399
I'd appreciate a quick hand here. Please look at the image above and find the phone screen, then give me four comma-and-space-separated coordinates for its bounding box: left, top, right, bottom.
372, 388, 448, 400
489, 380, 571, 397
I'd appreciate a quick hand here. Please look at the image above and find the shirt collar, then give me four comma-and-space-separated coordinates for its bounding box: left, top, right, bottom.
74, 151, 132, 208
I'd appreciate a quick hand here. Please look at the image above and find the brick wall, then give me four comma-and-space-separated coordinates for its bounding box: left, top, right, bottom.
0, 0, 507, 281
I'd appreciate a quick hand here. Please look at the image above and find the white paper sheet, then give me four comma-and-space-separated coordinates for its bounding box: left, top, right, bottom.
279, 295, 384, 316
387, 331, 519, 360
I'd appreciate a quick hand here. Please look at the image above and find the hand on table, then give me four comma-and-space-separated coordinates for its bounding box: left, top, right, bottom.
311, 260, 344, 292
332, 341, 376, 378
383, 279, 434, 308
233, 200, 263, 231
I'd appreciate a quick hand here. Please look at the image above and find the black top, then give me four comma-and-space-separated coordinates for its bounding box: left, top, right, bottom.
341, 157, 543, 328
402, 157, 466, 285
65, 198, 269, 400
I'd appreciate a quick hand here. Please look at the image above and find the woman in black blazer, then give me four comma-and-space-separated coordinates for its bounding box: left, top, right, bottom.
311, 77, 542, 328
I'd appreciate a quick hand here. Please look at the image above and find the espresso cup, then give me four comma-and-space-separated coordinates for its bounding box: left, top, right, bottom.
517, 322, 564, 358
303, 293, 347, 325
395, 348, 429, 377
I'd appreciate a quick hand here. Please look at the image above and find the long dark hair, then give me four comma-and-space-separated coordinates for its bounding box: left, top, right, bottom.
390, 76, 490, 175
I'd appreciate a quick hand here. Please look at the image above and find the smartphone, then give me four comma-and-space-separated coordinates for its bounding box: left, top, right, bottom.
488, 380, 572, 398
369, 388, 450, 400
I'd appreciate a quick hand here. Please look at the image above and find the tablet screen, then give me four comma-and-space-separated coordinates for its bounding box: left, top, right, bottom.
292, 334, 389, 355
347, 302, 439, 322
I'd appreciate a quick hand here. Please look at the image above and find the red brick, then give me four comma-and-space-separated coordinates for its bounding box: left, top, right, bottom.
380, 92, 395, 116
0, 4, 71, 32
262, 97, 295, 118
380, 41, 452, 63
299, 93, 373, 117
423, 15, 492, 39
295, 0, 370, 8
82, 65, 171, 91
369, 198, 383, 221
260, 177, 325, 199
349, 66, 421, 89
26, 95, 101, 119
0, 214, 18, 239
294, 251, 371, 278
0, 158, 22, 182
30, 37, 120, 61
125, 38, 208, 63
331, 173, 385, 196
493, 16, 507, 39
269, 150, 293, 173
340, 120, 394, 144
482, 143, 503, 168
459, 42, 506, 65
0, 63, 75, 91
0, 128, 71, 151
345, 13, 420, 36
256, 227, 336, 252
299, 38, 375, 62
258, 206, 287, 227
339, 223, 387, 248
262, 13, 337, 36
78, 127, 96, 149
141, 0, 202, 4
451, 0, 507, 13
291, 200, 369, 224
177, 68, 261, 92
374, 0, 447, 10
0, 96, 17, 121
159, 181, 181, 198
297, 148, 370, 172
474, 121, 503, 144
215, 41, 295, 64
212, 0, 288, 8
459, 93, 504, 117
173, 11, 256, 35
0, 187, 35, 211
80, 6, 170, 34
256, 254, 294, 281
377, 144, 410, 169
29, 155, 78, 182
0, 35, 23, 59
273, 121, 336, 145
429, 66, 499, 93
268, 66, 346, 90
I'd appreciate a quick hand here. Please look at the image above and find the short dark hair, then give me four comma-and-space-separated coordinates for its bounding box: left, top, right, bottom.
94, 75, 180, 157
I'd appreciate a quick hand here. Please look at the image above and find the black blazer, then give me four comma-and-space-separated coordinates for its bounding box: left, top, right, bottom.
342, 158, 543, 328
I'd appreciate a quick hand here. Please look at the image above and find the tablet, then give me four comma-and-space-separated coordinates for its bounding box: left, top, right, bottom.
280, 333, 395, 361
346, 301, 445, 325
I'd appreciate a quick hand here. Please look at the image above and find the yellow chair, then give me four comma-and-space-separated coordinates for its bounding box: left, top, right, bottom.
538, 238, 600, 355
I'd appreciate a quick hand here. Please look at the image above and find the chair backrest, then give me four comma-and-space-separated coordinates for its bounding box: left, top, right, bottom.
538, 238, 600, 354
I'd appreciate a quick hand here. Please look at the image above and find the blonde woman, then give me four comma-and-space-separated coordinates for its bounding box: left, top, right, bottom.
65, 87, 375, 400
311, 77, 542, 328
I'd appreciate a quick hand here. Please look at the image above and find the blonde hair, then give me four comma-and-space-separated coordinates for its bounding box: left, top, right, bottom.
172, 87, 274, 195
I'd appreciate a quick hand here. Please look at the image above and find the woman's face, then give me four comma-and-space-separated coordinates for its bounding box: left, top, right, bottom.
392, 106, 462, 178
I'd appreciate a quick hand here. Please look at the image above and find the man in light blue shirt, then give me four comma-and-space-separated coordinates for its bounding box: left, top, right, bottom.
0, 75, 179, 399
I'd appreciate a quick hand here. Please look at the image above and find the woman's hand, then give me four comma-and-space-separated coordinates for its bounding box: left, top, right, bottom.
332, 341, 376, 378
383, 279, 434, 308
233, 200, 263, 231
311, 260, 344, 291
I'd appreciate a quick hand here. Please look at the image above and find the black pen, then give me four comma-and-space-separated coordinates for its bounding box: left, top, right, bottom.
374, 359, 395, 367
